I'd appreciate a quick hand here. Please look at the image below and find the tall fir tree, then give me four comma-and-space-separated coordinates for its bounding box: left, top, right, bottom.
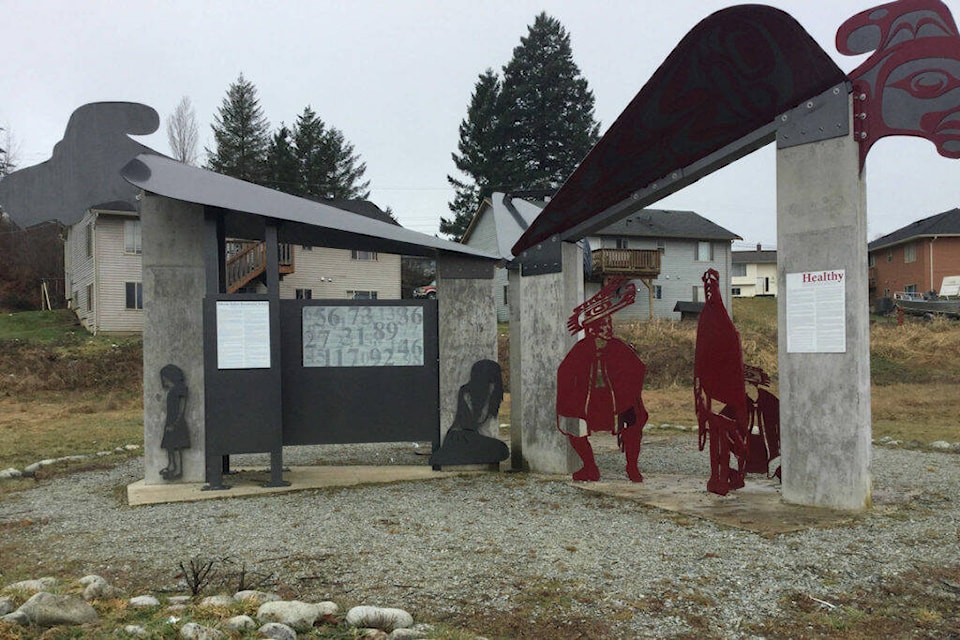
443, 13, 599, 240
265, 106, 370, 200
206, 73, 271, 183
264, 124, 298, 192
500, 13, 599, 190
442, 70, 508, 240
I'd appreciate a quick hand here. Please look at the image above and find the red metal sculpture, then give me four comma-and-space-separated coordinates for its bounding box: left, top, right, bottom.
694, 270, 748, 495
694, 270, 781, 494
837, 0, 960, 167
557, 278, 648, 482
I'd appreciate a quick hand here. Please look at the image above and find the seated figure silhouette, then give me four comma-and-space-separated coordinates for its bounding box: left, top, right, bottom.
430, 359, 509, 467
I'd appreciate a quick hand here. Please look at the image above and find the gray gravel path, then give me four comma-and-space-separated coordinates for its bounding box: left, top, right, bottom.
1, 434, 958, 638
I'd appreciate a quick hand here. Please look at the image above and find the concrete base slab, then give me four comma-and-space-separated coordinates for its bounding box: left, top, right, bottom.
127, 465, 482, 507
572, 474, 862, 536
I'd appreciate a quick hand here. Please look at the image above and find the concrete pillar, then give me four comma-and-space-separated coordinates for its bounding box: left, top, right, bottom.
141, 195, 208, 484
776, 97, 871, 510
512, 241, 583, 474
436, 256, 497, 441
507, 267, 524, 470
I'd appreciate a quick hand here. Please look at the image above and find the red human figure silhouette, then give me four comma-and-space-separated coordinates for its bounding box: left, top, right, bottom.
837, 0, 960, 167
694, 269, 749, 495
557, 278, 648, 482
742, 365, 781, 480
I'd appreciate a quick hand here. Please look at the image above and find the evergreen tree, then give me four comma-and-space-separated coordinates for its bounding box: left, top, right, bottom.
264, 125, 298, 192
442, 70, 508, 240
266, 105, 370, 200
443, 14, 599, 240
206, 73, 271, 183
500, 12, 599, 189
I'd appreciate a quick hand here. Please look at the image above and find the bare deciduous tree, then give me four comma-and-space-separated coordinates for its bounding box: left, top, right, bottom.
166, 96, 200, 165
0, 125, 21, 178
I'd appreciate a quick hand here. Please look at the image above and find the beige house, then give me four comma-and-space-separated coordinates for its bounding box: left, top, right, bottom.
66, 201, 402, 334
731, 245, 777, 297
65, 202, 144, 334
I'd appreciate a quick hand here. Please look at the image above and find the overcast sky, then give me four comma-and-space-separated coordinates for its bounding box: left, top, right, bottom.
2, 0, 958, 249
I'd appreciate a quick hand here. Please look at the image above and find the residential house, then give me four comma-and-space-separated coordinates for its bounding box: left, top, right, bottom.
461, 193, 741, 321
731, 244, 778, 297
584, 210, 741, 320
65, 201, 143, 334
66, 198, 403, 334
867, 207, 960, 308
459, 192, 545, 322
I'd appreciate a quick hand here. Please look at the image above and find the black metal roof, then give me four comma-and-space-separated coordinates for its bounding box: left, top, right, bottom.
593, 209, 741, 241
121, 154, 497, 261
868, 208, 960, 251
732, 249, 777, 264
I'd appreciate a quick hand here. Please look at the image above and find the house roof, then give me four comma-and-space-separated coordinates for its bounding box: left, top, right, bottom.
461, 192, 545, 259
305, 196, 400, 226
732, 249, 777, 264
121, 154, 498, 261
593, 209, 741, 241
868, 208, 960, 251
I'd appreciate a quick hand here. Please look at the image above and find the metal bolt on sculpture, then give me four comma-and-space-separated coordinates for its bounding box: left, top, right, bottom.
694, 270, 781, 495
557, 278, 648, 482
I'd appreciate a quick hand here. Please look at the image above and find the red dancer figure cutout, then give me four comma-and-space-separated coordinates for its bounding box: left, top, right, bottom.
557, 278, 648, 482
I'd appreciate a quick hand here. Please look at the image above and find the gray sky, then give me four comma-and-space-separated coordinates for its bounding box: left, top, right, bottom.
2, 0, 958, 249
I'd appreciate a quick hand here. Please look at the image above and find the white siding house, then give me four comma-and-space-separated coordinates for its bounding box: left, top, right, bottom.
278, 246, 401, 301
64, 202, 144, 334
461, 196, 741, 322
66, 200, 403, 334
731, 245, 778, 297
460, 193, 545, 322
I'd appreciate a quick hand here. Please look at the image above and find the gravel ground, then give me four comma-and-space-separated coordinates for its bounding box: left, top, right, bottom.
1, 433, 959, 638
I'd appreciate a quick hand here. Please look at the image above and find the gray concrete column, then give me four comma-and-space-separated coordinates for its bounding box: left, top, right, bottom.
141, 195, 208, 484
776, 97, 872, 510
436, 256, 498, 441
507, 267, 524, 470
513, 241, 583, 474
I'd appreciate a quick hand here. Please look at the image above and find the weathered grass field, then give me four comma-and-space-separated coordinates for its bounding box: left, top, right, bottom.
3, 299, 959, 477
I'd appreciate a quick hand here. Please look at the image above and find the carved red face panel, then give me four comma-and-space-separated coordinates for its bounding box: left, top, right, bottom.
837, 0, 960, 165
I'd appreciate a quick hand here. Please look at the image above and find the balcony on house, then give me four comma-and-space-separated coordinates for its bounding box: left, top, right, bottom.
225, 240, 295, 293
590, 248, 661, 280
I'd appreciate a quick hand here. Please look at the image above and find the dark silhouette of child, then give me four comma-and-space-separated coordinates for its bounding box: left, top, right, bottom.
159, 364, 189, 479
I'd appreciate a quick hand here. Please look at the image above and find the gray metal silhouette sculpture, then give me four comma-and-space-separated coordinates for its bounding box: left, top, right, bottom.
159, 364, 190, 480
430, 360, 509, 467
0, 102, 159, 227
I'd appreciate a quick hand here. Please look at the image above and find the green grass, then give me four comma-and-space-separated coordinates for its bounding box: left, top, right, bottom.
0, 309, 87, 343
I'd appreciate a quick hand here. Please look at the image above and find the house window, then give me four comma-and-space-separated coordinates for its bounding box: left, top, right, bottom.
905, 283, 917, 294
503, 284, 509, 306
301, 245, 313, 251
732, 263, 747, 277
904, 242, 917, 263
886, 249, 893, 262
295, 288, 312, 299
615, 237, 629, 250
351, 250, 377, 261
654, 285, 662, 299
868, 254, 876, 267
86, 223, 93, 257
657, 239, 665, 254
125, 282, 143, 309
348, 290, 378, 300
124, 220, 142, 254
696, 241, 712, 261
732, 287, 742, 296
86, 284, 93, 311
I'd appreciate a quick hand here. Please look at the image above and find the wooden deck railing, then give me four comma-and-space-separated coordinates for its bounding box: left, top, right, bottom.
225, 241, 296, 292
591, 249, 661, 277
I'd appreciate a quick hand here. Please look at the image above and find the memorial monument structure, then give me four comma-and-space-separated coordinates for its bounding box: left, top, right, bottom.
511, 0, 960, 510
